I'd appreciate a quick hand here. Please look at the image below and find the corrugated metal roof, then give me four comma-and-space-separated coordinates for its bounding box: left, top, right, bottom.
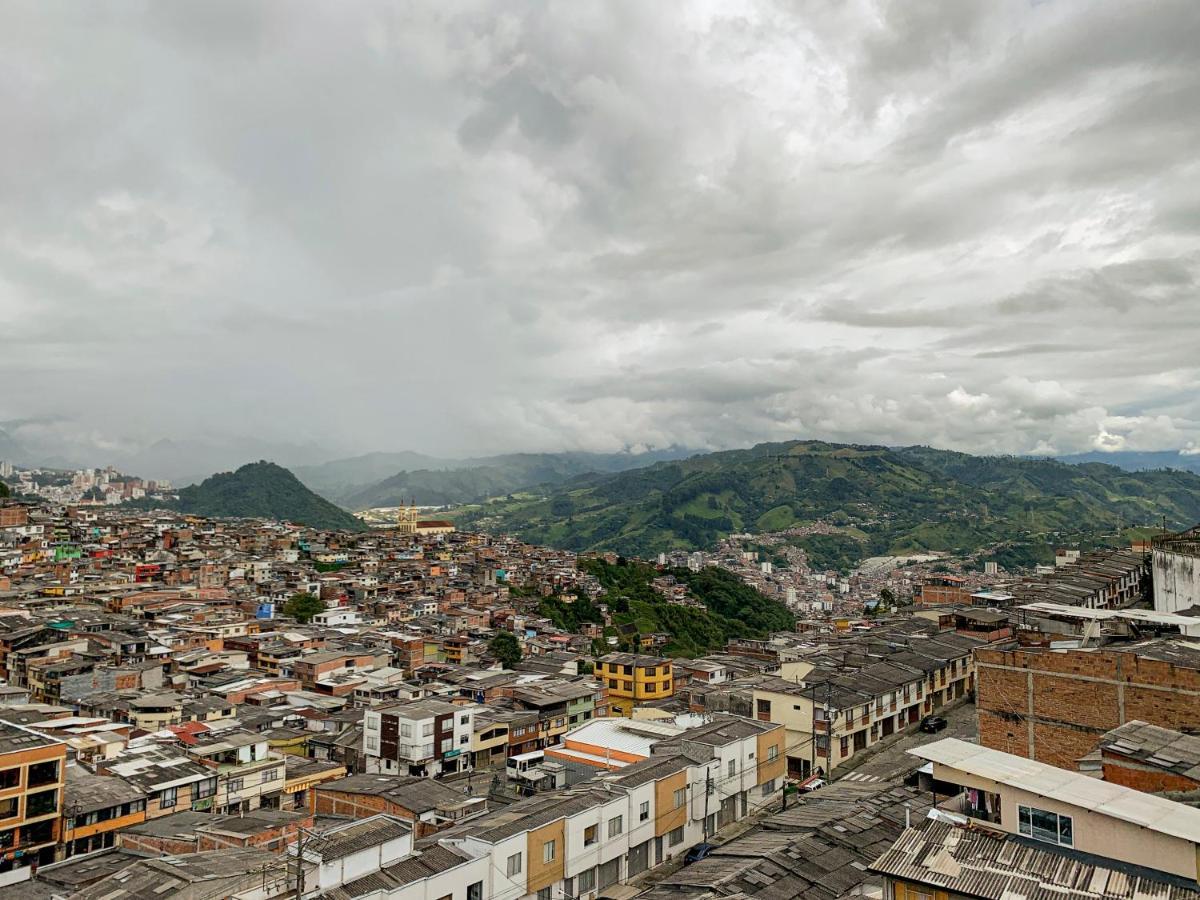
870, 820, 1200, 900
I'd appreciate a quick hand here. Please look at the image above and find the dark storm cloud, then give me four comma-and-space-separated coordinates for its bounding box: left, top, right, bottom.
1, 0, 1199, 473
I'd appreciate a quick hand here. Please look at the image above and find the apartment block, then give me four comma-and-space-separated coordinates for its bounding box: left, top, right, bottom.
596, 654, 674, 717
363, 699, 475, 777
0, 721, 66, 885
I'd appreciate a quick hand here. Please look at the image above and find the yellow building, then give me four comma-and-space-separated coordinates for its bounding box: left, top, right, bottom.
596, 654, 673, 717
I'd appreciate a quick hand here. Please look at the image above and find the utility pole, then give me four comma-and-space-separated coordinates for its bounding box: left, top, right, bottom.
702, 766, 712, 840
824, 680, 833, 779
293, 827, 315, 900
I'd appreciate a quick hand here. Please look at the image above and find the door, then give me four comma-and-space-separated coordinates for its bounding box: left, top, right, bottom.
628, 840, 649, 877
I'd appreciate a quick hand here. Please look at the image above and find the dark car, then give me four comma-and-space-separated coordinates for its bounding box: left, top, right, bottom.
684, 843, 717, 865
920, 715, 948, 733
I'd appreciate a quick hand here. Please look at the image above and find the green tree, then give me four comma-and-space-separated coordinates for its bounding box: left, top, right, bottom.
880, 587, 895, 606
0, 482, 8, 499
490, 631, 523, 668
284, 592, 325, 623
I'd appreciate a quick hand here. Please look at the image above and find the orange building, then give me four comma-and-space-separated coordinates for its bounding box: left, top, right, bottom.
0, 720, 67, 881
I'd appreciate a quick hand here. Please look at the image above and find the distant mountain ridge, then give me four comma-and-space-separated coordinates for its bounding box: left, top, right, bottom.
1051, 450, 1200, 475
170, 461, 366, 531
455, 440, 1200, 560
298, 448, 695, 509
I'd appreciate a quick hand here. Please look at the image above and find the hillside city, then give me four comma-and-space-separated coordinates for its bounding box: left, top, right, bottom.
0, 457, 1199, 900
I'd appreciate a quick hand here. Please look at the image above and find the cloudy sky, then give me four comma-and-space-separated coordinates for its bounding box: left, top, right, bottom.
3, 0, 1199, 469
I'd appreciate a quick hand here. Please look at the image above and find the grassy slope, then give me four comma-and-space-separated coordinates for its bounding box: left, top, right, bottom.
458, 440, 1200, 561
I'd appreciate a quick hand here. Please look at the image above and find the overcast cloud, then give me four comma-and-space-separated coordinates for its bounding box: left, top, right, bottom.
2, 0, 1199, 469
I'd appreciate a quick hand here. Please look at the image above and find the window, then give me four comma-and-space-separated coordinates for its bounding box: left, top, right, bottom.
673, 787, 686, 809
506, 852, 522, 876
762, 779, 776, 797
467, 881, 483, 900
668, 825, 685, 846
227, 777, 244, 792
578, 867, 596, 892
460, 714, 470, 725
401, 723, 412, 738
623, 680, 633, 691
27, 759, 59, 787
460, 735, 469, 745
840, 737, 849, 757
262, 768, 278, 782
639, 800, 650, 822
728, 759, 736, 777
767, 745, 779, 762
542, 839, 556, 863
538, 889, 552, 900
365, 736, 379, 753
0, 769, 19, 790
422, 722, 434, 737
195, 777, 217, 799
584, 824, 598, 846
1019, 805, 1073, 847
608, 814, 623, 837
160, 786, 178, 809
0, 798, 16, 819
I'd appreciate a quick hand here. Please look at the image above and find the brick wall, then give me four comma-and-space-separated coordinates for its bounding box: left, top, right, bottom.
975, 646, 1200, 769
1101, 754, 1200, 794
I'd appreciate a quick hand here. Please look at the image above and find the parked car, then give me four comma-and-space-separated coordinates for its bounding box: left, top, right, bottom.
800, 778, 826, 792
920, 715, 948, 733
684, 843, 717, 865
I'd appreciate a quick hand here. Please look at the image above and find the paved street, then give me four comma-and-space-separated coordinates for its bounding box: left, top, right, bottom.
838, 700, 978, 782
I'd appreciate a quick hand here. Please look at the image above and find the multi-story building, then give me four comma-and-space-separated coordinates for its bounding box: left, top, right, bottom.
363, 700, 476, 777
0, 721, 67, 885
60, 768, 147, 859
187, 731, 287, 814
976, 638, 1200, 770
103, 745, 218, 819
596, 654, 673, 717
446, 714, 786, 900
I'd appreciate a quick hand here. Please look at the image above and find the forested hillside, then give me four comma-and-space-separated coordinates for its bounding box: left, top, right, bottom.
536, 558, 794, 657
458, 441, 1200, 563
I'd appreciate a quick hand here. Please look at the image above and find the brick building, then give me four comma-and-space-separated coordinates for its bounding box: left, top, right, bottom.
1097, 720, 1200, 794
976, 639, 1200, 770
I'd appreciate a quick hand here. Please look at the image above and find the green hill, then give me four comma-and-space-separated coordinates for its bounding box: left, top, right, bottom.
539, 558, 794, 657
457, 440, 1200, 562
173, 461, 366, 531
301, 449, 692, 509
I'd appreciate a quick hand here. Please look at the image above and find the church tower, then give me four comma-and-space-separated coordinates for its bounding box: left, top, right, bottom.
397, 500, 418, 536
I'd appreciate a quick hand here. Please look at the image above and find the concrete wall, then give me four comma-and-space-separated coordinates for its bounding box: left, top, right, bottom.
1153, 548, 1200, 613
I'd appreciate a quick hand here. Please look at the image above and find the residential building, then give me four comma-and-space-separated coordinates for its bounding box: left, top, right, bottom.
596, 654, 673, 717
363, 699, 475, 777
976, 638, 1200, 769
908, 737, 1200, 882
0, 720, 66, 884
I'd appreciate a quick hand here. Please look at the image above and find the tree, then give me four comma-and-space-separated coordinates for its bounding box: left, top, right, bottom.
490, 631, 523, 668
0, 482, 8, 499
880, 587, 895, 606
284, 592, 325, 623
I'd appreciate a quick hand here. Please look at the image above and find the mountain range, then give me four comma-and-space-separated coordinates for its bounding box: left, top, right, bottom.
295, 448, 693, 509
454, 440, 1200, 561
